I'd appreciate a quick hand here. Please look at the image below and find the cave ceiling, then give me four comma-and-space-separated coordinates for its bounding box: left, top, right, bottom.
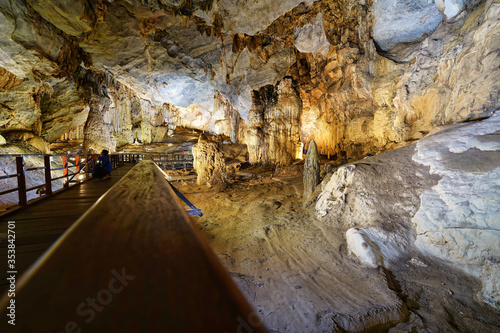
1, 0, 496, 161
0, 0, 462, 118
1, 0, 322, 119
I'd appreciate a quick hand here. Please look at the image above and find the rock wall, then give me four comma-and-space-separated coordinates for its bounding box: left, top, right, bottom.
293, 0, 500, 161
40, 78, 89, 142
0, 67, 53, 133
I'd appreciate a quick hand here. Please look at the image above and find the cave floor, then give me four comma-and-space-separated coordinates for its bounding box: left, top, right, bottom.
173, 163, 500, 333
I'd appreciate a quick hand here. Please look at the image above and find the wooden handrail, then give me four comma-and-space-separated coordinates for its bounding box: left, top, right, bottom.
0, 159, 267, 332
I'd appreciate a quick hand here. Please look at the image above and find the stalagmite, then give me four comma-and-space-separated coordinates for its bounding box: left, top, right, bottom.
82, 96, 116, 153
192, 134, 227, 187
303, 140, 321, 205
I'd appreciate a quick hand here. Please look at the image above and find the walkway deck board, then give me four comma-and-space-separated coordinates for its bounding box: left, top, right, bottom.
0, 159, 265, 333
0, 163, 134, 294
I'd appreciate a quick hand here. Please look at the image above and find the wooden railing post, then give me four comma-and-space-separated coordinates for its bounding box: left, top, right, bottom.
16, 156, 27, 206
85, 154, 90, 180
44, 155, 53, 195
75, 155, 81, 173
62, 156, 69, 188
75, 155, 82, 183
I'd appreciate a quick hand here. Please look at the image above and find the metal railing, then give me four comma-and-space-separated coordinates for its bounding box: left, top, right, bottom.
126, 151, 194, 170
0, 154, 126, 208
0, 152, 194, 209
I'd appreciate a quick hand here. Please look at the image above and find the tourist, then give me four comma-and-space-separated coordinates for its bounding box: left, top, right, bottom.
93, 149, 112, 179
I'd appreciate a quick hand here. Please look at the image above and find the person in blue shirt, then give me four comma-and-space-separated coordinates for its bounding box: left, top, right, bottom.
93, 149, 112, 179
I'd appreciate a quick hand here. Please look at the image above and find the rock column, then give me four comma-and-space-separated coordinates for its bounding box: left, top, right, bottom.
82, 96, 116, 153
303, 140, 321, 205
192, 134, 227, 187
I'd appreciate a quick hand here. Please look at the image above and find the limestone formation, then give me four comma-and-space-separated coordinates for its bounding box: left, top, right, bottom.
0, 0, 497, 162
316, 164, 356, 218
293, 13, 330, 56
303, 140, 320, 205
315, 113, 500, 307
346, 228, 379, 268
192, 134, 227, 186
436, 0, 471, 21
82, 96, 116, 153
213, 90, 242, 143
373, 0, 443, 53
246, 78, 302, 165
0, 67, 51, 131
295, 0, 500, 161
412, 112, 500, 295
40, 78, 89, 142
477, 260, 500, 309
0, 0, 498, 329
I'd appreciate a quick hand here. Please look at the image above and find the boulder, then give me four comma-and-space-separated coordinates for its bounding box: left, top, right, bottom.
346, 228, 379, 268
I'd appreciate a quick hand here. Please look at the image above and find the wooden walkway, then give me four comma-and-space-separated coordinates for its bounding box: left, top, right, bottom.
0, 163, 135, 295
0, 159, 266, 332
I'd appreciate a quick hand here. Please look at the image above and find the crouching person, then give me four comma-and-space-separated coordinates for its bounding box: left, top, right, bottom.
93, 149, 112, 179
